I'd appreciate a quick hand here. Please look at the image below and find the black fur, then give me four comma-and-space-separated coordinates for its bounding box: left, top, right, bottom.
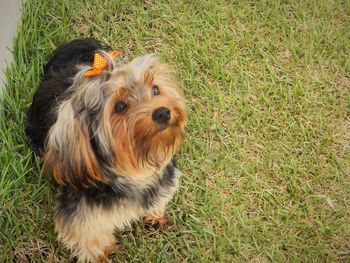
25, 38, 107, 155
55, 157, 178, 223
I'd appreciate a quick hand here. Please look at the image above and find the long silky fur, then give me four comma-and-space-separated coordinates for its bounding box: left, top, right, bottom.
25, 38, 187, 262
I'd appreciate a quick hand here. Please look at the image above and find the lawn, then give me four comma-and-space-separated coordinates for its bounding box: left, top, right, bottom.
0, 0, 349, 262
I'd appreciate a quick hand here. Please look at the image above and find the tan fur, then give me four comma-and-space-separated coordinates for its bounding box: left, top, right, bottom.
105, 56, 186, 182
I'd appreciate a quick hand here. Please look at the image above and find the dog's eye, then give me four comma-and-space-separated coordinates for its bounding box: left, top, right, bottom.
115, 101, 128, 113
151, 85, 160, 96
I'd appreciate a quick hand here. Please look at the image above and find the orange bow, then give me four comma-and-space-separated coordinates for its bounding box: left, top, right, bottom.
84, 50, 119, 77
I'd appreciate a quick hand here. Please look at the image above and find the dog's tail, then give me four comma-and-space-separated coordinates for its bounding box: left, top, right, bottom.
43, 38, 110, 80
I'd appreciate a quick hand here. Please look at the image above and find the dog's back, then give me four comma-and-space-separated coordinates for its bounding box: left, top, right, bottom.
25, 39, 105, 155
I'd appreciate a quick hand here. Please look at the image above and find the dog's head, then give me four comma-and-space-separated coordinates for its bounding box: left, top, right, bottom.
44, 53, 186, 189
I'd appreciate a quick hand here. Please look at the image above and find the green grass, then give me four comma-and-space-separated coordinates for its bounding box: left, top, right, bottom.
1, 0, 350, 262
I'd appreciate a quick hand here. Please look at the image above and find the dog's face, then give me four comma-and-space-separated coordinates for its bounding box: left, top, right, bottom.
44, 54, 186, 188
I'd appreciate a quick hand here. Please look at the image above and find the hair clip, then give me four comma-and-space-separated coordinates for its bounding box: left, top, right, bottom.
84, 50, 119, 77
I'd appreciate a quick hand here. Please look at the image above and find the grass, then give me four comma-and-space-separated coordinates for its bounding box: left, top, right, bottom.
0, 0, 349, 262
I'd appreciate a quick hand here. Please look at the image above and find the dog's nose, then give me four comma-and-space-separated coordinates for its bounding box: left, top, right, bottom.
152, 107, 171, 124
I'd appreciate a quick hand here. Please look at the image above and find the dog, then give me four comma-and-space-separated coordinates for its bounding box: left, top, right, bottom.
25, 38, 187, 262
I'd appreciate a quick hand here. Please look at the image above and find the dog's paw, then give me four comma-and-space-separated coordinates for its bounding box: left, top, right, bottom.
144, 212, 172, 229
96, 242, 118, 263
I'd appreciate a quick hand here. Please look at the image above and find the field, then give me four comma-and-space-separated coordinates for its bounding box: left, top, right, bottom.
0, 0, 349, 262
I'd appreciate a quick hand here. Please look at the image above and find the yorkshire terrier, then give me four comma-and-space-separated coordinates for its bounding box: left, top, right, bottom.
25, 38, 187, 262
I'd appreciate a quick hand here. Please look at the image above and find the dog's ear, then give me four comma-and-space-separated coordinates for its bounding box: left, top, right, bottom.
43, 102, 107, 189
